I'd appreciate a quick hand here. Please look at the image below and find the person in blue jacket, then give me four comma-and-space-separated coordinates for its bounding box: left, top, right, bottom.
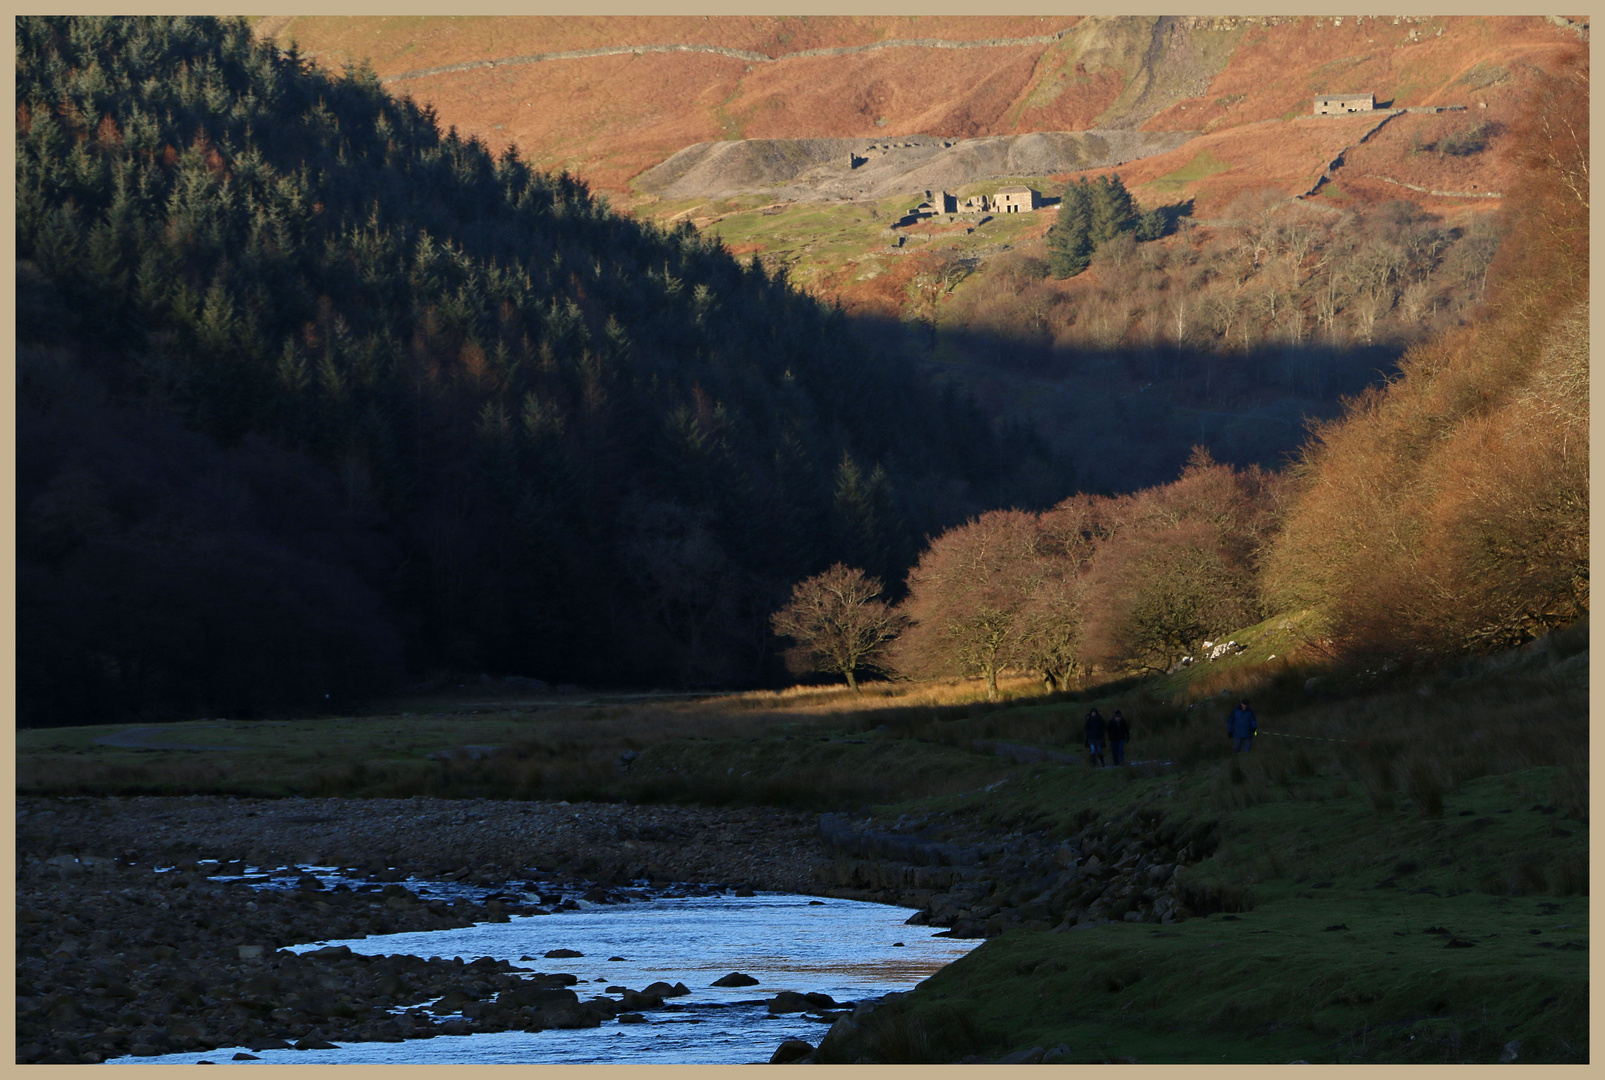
1228, 699, 1257, 753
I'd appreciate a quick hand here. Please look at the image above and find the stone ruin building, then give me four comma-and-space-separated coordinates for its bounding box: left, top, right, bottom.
1314, 93, 1374, 114
993, 185, 1040, 213
904, 185, 1040, 221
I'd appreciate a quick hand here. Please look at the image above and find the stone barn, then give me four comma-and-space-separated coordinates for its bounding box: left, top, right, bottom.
994, 186, 1040, 213
1314, 93, 1374, 115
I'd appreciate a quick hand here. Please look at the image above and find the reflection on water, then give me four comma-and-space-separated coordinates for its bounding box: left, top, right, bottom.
113, 890, 981, 1065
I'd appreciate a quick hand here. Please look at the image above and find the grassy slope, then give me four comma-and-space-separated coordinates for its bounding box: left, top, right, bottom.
249, 16, 1575, 207
692, 193, 1051, 313
860, 760, 1586, 1063
819, 616, 1588, 1063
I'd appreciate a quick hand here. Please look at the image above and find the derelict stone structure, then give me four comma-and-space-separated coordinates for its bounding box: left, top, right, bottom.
994, 185, 1039, 212
1314, 93, 1374, 114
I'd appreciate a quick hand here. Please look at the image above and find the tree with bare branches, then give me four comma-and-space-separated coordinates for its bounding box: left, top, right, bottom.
892, 510, 1043, 699
770, 564, 903, 690
1080, 450, 1282, 674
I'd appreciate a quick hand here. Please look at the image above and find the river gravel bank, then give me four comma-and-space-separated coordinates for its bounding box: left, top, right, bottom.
19, 794, 830, 890
15, 795, 835, 1064
17, 793, 1219, 1063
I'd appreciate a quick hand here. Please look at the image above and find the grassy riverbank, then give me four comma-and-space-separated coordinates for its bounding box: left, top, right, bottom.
834, 760, 1587, 1064
865, 881, 1587, 1064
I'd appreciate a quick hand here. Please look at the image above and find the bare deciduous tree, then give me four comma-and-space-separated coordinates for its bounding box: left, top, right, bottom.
892, 510, 1042, 699
1080, 450, 1281, 674
1014, 573, 1085, 690
770, 564, 903, 690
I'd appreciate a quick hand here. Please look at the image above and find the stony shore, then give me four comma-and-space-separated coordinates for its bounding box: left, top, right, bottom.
15, 795, 833, 1064
17, 793, 1218, 1064
18, 794, 831, 891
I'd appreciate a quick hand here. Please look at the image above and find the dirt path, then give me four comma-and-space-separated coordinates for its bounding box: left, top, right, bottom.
92, 726, 243, 752
379, 30, 1073, 86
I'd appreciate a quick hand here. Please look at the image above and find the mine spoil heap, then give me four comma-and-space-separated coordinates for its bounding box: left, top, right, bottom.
635, 130, 1197, 203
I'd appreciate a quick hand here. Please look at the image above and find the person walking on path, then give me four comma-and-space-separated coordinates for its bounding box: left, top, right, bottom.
1084, 708, 1107, 767
1228, 699, 1257, 753
1108, 710, 1131, 765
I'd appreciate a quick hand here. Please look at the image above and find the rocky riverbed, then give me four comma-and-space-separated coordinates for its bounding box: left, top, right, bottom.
15, 795, 833, 1064
17, 793, 1227, 1064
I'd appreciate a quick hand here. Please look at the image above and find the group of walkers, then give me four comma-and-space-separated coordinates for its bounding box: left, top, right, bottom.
1081, 698, 1259, 767
1080, 707, 1130, 767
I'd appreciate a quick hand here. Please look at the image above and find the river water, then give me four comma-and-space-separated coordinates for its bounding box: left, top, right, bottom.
113, 872, 980, 1065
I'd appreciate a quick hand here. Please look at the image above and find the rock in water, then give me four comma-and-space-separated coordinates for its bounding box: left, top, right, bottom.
771, 1039, 815, 1064
637, 980, 690, 997
712, 972, 760, 987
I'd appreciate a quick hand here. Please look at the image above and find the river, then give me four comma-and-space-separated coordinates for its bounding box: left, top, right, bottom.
112, 867, 980, 1064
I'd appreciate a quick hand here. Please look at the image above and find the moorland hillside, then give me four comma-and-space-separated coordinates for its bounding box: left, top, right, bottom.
255, 15, 1584, 205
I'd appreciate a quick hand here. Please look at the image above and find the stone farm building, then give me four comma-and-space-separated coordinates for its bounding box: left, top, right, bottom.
993, 186, 1039, 213
1314, 93, 1374, 114
906, 186, 1041, 220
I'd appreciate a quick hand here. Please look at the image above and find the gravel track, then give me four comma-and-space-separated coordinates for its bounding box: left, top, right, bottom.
378, 31, 1075, 86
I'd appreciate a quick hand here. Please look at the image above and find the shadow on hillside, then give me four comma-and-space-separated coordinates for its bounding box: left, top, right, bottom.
847, 312, 1406, 492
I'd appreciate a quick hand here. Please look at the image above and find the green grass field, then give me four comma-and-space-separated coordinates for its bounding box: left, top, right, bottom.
822, 751, 1587, 1063
640, 193, 1051, 296
893, 877, 1586, 1063
1151, 147, 1234, 193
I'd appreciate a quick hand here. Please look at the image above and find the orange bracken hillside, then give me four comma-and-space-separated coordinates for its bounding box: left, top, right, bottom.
256, 15, 1586, 203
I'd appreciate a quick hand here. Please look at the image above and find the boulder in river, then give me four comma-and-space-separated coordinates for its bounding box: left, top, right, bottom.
545, 948, 584, 958
771, 1039, 815, 1064
712, 972, 760, 987
619, 989, 663, 1011
768, 991, 811, 1013
643, 980, 690, 997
